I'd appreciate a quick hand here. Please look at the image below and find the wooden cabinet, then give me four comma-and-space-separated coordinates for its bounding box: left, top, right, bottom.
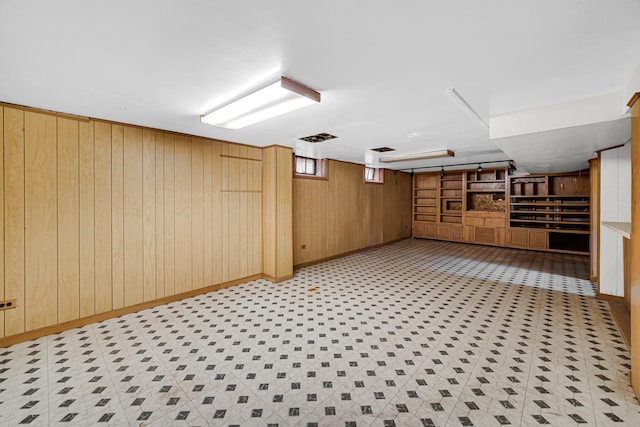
508, 228, 547, 249
411, 168, 590, 254
508, 172, 590, 254
465, 211, 506, 245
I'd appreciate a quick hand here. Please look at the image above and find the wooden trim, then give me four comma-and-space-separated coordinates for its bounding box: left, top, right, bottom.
220, 154, 262, 162
596, 143, 628, 155
281, 76, 321, 102
0, 274, 262, 348
610, 301, 631, 350
220, 190, 262, 193
627, 92, 640, 108
596, 293, 626, 303
293, 237, 408, 269
0, 101, 90, 122
262, 273, 294, 283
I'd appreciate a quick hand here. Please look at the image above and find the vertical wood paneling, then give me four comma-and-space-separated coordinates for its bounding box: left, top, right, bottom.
57, 117, 80, 323
203, 140, 213, 286
142, 130, 156, 301
24, 111, 58, 331
163, 133, 176, 296
123, 126, 144, 306
211, 141, 223, 285
238, 145, 248, 278
262, 148, 276, 277
0, 107, 4, 338
4, 107, 25, 336
111, 124, 124, 309
79, 120, 95, 318
155, 132, 165, 298
191, 138, 204, 289
221, 143, 229, 282
276, 147, 293, 278
94, 121, 112, 313
293, 160, 412, 266
0, 104, 265, 341
174, 136, 192, 293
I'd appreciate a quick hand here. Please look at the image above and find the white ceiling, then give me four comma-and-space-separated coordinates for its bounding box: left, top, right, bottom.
1, 0, 639, 174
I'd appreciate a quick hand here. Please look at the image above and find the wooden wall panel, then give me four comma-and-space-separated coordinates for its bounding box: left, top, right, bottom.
293, 160, 412, 266
155, 132, 165, 298
0, 103, 264, 342
4, 107, 25, 336
0, 107, 3, 338
262, 148, 276, 277
79, 120, 95, 318
24, 111, 57, 331
111, 125, 125, 309
174, 135, 192, 294
203, 141, 213, 286
143, 130, 156, 301
57, 117, 80, 323
191, 138, 204, 289
94, 121, 112, 314
123, 126, 144, 306
276, 147, 293, 278
211, 141, 223, 285
163, 133, 176, 296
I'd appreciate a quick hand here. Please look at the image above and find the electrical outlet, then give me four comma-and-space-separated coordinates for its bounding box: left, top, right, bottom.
0, 299, 16, 311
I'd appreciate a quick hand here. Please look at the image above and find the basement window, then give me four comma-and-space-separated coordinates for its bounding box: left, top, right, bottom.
364, 167, 384, 184
294, 156, 327, 179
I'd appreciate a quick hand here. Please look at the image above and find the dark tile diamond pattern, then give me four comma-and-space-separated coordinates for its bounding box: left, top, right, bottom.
0, 239, 637, 425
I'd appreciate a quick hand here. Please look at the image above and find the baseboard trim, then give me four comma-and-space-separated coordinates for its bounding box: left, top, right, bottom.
262, 273, 294, 283
0, 274, 262, 348
596, 293, 626, 304
293, 237, 410, 269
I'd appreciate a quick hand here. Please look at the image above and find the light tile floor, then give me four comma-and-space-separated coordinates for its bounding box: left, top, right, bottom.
0, 238, 637, 426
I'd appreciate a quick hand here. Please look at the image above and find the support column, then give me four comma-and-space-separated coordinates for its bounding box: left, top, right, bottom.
629, 92, 640, 396
262, 145, 293, 282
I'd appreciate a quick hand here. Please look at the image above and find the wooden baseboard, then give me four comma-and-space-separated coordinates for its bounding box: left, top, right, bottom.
596, 293, 626, 304
609, 300, 631, 350
262, 273, 294, 283
293, 237, 409, 269
0, 274, 262, 348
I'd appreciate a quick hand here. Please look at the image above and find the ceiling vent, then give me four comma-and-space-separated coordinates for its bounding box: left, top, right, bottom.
371, 147, 395, 153
298, 132, 337, 143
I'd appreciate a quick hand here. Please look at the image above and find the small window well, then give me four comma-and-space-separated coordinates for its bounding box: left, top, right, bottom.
364, 167, 384, 183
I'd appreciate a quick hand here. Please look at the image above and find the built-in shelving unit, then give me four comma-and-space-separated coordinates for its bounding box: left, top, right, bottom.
440, 171, 463, 223
508, 172, 590, 254
412, 167, 591, 254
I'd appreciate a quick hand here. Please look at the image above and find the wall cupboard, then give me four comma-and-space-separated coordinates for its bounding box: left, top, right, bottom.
413, 168, 591, 254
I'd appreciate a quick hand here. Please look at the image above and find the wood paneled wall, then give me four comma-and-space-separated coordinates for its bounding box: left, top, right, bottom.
293, 161, 412, 266
263, 146, 293, 281
0, 105, 262, 339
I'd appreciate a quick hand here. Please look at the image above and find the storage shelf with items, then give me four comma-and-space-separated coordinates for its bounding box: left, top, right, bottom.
465, 168, 507, 212
440, 171, 463, 224
508, 172, 590, 254
412, 173, 438, 238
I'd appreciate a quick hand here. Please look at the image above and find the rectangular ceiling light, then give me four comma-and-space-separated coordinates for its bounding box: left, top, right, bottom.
379, 149, 454, 163
201, 76, 320, 130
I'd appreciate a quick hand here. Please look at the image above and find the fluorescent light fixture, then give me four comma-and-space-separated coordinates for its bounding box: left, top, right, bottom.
447, 87, 488, 129
201, 76, 320, 129
379, 149, 454, 163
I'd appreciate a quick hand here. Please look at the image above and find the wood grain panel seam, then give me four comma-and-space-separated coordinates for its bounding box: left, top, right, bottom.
220, 154, 262, 162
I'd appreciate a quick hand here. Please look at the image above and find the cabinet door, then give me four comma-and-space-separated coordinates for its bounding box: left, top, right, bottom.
437, 223, 451, 240
474, 227, 495, 244
450, 224, 463, 241
494, 227, 506, 245
509, 229, 528, 247
424, 222, 437, 238
413, 221, 426, 238
528, 229, 547, 249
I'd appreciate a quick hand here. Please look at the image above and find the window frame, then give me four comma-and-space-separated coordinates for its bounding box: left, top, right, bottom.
293, 155, 328, 180
364, 166, 385, 184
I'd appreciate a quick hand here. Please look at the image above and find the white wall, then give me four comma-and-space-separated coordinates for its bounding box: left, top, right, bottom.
599, 143, 631, 296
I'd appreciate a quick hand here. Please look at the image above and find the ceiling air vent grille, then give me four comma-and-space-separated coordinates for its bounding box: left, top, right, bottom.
298, 133, 337, 143
371, 147, 395, 153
